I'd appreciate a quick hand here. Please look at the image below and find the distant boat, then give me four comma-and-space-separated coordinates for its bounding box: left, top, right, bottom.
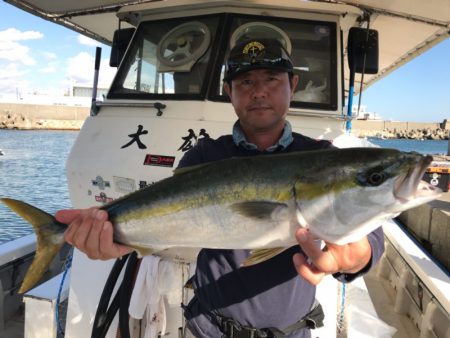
0, 149, 4, 156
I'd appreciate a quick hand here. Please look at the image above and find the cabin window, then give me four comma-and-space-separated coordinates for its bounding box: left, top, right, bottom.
108, 13, 337, 110
210, 15, 337, 110
108, 15, 221, 99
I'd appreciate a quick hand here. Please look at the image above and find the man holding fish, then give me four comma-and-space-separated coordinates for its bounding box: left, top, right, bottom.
58, 39, 384, 338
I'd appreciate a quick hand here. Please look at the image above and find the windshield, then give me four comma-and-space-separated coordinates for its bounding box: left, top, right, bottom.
109, 15, 219, 99
108, 13, 337, 110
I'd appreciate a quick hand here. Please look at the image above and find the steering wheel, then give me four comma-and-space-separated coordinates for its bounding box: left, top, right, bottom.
157, 21, 211, 72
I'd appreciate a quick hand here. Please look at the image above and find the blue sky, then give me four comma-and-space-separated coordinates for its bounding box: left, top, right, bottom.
356, 37, 450, 123
0, 1, 449, 122
0, 2, 114, 97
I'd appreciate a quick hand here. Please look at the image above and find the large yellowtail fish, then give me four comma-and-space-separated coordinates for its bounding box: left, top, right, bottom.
1, 148, 441, 293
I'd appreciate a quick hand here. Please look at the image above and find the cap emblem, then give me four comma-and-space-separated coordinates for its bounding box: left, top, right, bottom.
242, 41, 265, 63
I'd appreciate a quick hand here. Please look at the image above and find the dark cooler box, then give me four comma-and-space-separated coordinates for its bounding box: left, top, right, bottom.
423, 166, 449, 192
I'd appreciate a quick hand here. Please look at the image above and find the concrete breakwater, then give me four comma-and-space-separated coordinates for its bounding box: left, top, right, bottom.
352, 120, 449, 140
0, 102, 89, 130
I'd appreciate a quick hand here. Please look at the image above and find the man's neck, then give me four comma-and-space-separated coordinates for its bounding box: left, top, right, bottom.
233, 120, 294, 152
247, 130, 283, 150
244, 126, 284, 151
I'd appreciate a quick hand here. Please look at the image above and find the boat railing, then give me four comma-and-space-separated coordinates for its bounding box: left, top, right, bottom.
0, 234, 36, 331
378, 219, 450, 338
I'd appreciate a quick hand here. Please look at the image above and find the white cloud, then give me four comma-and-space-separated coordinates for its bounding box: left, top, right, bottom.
0, 63, 27, 79
36, 52, 57, 75
0, 28, 43, 65
0, 40, 36, 65
0, 28, 115, 97
77, 34, 101, 47
66, 51, 93, 83
0, 63, 31, 95
0, 28, 43, 41
42, 51, 57, 60
39, 65, 56, 74
66, 51, 116, 88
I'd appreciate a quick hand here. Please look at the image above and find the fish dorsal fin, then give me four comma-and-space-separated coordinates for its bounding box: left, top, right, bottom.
173, 162, 212, 175
174, 156, 243, 175
231, 201, 288, 220
242, 247, 288, 266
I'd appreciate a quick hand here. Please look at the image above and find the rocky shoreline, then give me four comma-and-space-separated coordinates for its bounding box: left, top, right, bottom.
354, 128, 449, 140
0, 110, 85, 130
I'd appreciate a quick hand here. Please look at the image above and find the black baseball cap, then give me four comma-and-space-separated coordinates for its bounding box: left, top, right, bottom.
224, 39, 293, 82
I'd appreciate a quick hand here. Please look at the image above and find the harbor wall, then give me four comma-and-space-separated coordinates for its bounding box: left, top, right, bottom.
0, 103, 89, 130
352, 119, 449, 139
352, 120, 444, 131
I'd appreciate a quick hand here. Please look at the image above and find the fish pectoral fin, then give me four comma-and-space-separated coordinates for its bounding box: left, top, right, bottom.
157, 247, 200, 262
231, 201, 288, 221
242, 247, 289, 267
134, 247, 200, 263
133, 247, 155, 258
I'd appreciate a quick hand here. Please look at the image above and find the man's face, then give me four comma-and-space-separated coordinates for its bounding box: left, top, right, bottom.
223, 69, 298, 134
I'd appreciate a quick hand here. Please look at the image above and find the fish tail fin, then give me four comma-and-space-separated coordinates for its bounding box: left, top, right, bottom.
1, 198, 66, 293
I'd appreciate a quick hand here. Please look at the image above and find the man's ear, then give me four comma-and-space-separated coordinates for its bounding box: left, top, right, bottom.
290, 74, 299, 99
223, 81, 232, 99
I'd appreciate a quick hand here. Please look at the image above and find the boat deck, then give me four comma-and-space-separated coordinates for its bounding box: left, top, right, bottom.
364, 264, 419, 338
1, 266, 421, 338
3, 305, 23, 338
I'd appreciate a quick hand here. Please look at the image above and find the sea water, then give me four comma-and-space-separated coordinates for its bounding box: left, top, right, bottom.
0, 130, 448, 244
368, 137, 448, 155
0, 130, 77, 244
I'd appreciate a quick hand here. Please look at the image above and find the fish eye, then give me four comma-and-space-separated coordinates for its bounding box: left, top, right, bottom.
357, 166, 386, 187
367, 172, 385, 186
